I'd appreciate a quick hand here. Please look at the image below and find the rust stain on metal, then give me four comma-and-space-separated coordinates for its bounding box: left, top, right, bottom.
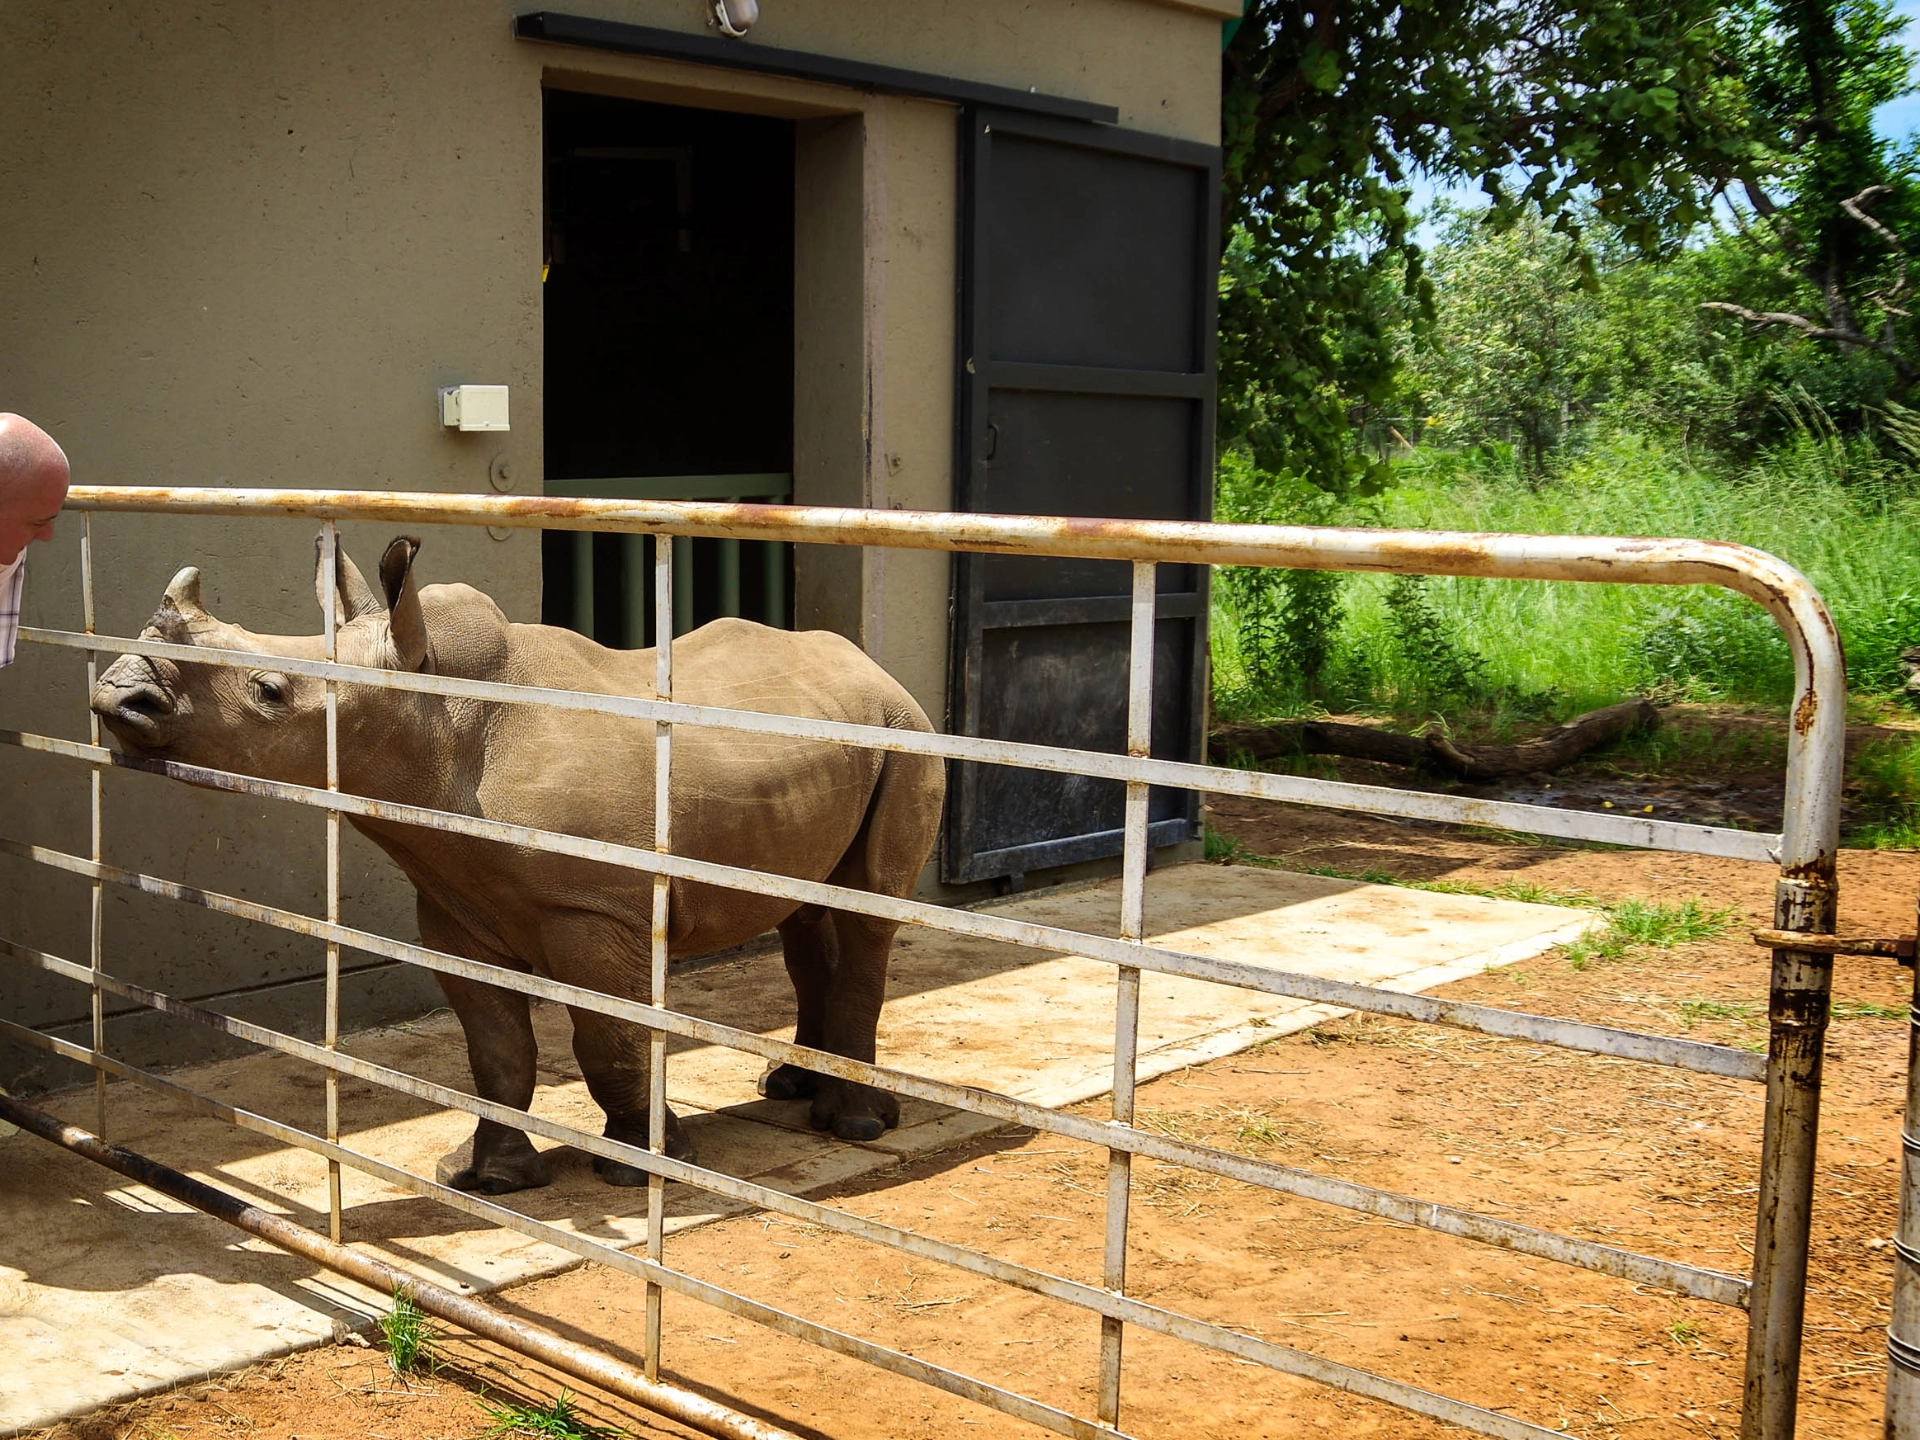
1793, 686, 1819, 737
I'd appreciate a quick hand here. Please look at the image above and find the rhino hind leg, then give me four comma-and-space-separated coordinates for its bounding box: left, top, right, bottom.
761, 908, 834, 1104
794, 908, 903, 1143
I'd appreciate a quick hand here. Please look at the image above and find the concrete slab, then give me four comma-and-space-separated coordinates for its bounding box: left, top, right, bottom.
0, 863, 1592, 1433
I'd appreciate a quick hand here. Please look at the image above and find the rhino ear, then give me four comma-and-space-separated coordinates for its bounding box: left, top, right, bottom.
313, 532, 384, 625
162, 567, 205, 616
378, 536, 429, 671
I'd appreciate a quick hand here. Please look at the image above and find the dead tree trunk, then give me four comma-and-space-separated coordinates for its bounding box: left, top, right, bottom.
1210, 699, 1659, 782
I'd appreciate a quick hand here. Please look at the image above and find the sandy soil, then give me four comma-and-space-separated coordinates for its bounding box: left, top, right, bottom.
26, 800, 1920, 1440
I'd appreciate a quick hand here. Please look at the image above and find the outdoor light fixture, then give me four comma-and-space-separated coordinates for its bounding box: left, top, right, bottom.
438, 385, 511, 432
712, 0, 757, 37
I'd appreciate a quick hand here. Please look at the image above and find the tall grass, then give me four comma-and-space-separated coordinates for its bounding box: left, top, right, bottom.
1213, 431, 1920, 720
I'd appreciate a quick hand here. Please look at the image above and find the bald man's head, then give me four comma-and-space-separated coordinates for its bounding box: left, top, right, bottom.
0, 414, 70, 565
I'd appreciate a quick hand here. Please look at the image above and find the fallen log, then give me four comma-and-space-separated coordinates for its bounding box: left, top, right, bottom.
1211, 698, 1660, 782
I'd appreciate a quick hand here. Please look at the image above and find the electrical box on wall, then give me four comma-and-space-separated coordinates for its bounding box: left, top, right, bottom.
438, 385, 510, 432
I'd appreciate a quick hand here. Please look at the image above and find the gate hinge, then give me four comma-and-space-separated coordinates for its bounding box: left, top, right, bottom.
1751, 929, 1918, 963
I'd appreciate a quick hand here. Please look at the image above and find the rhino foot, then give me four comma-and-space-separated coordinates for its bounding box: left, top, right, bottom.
593, 1115, 696, 1185
758, 1062, 820, 1101
808, 1081, 900, 1144
436, 1136, 551, 1195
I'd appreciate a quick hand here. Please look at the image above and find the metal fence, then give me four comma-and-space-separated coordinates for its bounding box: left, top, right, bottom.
0, 486, 1850, 1440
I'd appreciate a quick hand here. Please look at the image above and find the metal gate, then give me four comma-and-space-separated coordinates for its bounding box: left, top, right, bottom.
0, 486, 1852, 1440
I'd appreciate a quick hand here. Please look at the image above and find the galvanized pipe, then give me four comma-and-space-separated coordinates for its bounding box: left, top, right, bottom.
320, 519, 343, 1243
1097, 560, 1156, 1425
56, 486, 1845, 861
1742, 876, 1841, 1439
645, 530, 673, 1381
1888, 920, 1920, 1433
80, 512, 105, 1140
0, 1091, 803, 1440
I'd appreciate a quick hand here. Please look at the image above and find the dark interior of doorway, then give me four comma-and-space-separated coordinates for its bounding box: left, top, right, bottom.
541, 90, 795, 647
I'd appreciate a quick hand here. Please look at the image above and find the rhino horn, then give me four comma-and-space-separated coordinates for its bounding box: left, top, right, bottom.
313, 532, 384, 624
162, 567, 204, 615
379, 535, 429, 671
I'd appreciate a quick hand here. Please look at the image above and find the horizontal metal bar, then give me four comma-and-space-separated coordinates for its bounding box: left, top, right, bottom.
0, 999, 1571, 1440
0, 728, 1767, 1083
53, 486, 1826, 603
20, 624, 1783, 865
0, 896, 1752, 1306
513, 12, 1123, 126
0, 1087, 801, 1440
985, 362, 1210, 399
976, 592, 1207, 631
1750, 928, 1916, 960
0, 1017, 1123, 1440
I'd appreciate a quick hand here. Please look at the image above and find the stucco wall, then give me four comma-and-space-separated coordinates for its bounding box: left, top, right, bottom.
0, 0, 1222, 1084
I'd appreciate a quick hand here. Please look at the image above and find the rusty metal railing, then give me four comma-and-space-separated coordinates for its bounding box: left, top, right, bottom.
0, 485, 1851, 1440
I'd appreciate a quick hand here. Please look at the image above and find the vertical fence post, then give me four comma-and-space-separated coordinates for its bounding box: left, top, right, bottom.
320, 520, 343, 1245
1097, 560, 1156, 1429
82, 512, 106, 1139
1887, 900, 1920, 1433
1742, 872, 1838, 1439
645, 531, 674, 1382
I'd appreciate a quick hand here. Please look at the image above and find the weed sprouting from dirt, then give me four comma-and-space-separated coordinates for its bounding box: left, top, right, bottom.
1832, 1000, 1907, 1020
1666, 1318, 1705, 1346
1561, 897, 1734, 971
1608, 898, 1735, 947
1678, 998, 1756, 1028
476, 1388, 623, 1440
378, 1284, 438, 1377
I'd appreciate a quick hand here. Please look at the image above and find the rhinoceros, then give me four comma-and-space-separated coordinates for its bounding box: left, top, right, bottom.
90, 534, 945, 1194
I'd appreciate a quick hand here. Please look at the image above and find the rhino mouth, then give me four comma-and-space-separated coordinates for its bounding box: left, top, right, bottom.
90, 679, 175, 747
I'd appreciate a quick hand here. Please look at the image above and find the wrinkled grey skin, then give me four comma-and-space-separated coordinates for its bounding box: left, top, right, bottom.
91, 535, 944, 1194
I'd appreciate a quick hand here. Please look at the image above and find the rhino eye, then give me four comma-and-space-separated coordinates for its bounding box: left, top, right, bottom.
253, 674, 288, 706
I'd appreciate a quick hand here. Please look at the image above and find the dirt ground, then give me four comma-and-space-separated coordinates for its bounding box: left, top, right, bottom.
27, 729, 1920, 1440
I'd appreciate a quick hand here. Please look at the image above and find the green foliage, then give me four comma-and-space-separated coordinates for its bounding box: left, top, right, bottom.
1382, 575, 1488, 702
1562, 897, 1734, 969
1608, 897, 1737, 946
1220, 0, 1760, 492
1214, 437, 1920, 720
477, 1389, 623, 1440
1849, 736, 1920, 847
1715, 1, 1920, 392
378, 1285, 438, 1378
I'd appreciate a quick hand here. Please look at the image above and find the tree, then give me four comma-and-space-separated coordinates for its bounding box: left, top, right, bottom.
1220, 1, 1759, 492
1704, 1, 1919, 395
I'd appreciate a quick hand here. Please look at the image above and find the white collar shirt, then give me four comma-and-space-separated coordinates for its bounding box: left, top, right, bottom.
0, 553, 24, 668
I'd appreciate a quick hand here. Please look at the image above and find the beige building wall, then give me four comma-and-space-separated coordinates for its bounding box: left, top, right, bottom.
0, 0, 1224, 1083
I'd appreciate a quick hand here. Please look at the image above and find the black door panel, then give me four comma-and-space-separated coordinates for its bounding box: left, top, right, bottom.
946, 110, 1218, 885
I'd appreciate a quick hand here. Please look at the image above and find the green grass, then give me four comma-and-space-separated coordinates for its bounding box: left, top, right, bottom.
378, 1284, 438, 1377
1832, 1000, 1908, 1021
1213, 436, 1920, 723
476, 1389, 624, 1440
1849, 736, 1920, 848
1677, 998, 1755, 1027
1563, 898, 1735, 971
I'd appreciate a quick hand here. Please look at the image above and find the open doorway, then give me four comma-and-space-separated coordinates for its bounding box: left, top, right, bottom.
541, 90, 796, 646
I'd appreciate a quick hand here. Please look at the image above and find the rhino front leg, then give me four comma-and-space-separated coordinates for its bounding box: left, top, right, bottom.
568, 1005, 696, 1182
430, 969, 553, 1195
541, 910, 694, 1183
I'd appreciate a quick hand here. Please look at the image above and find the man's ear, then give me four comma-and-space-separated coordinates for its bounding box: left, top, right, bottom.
313, 532, 384, 625
378, 536, 429, 671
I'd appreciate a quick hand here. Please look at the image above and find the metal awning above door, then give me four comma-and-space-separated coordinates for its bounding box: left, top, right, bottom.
514, 12, 1119, 124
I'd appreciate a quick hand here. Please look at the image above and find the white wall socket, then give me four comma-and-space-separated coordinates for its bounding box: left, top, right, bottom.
439, 384, 510, 432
